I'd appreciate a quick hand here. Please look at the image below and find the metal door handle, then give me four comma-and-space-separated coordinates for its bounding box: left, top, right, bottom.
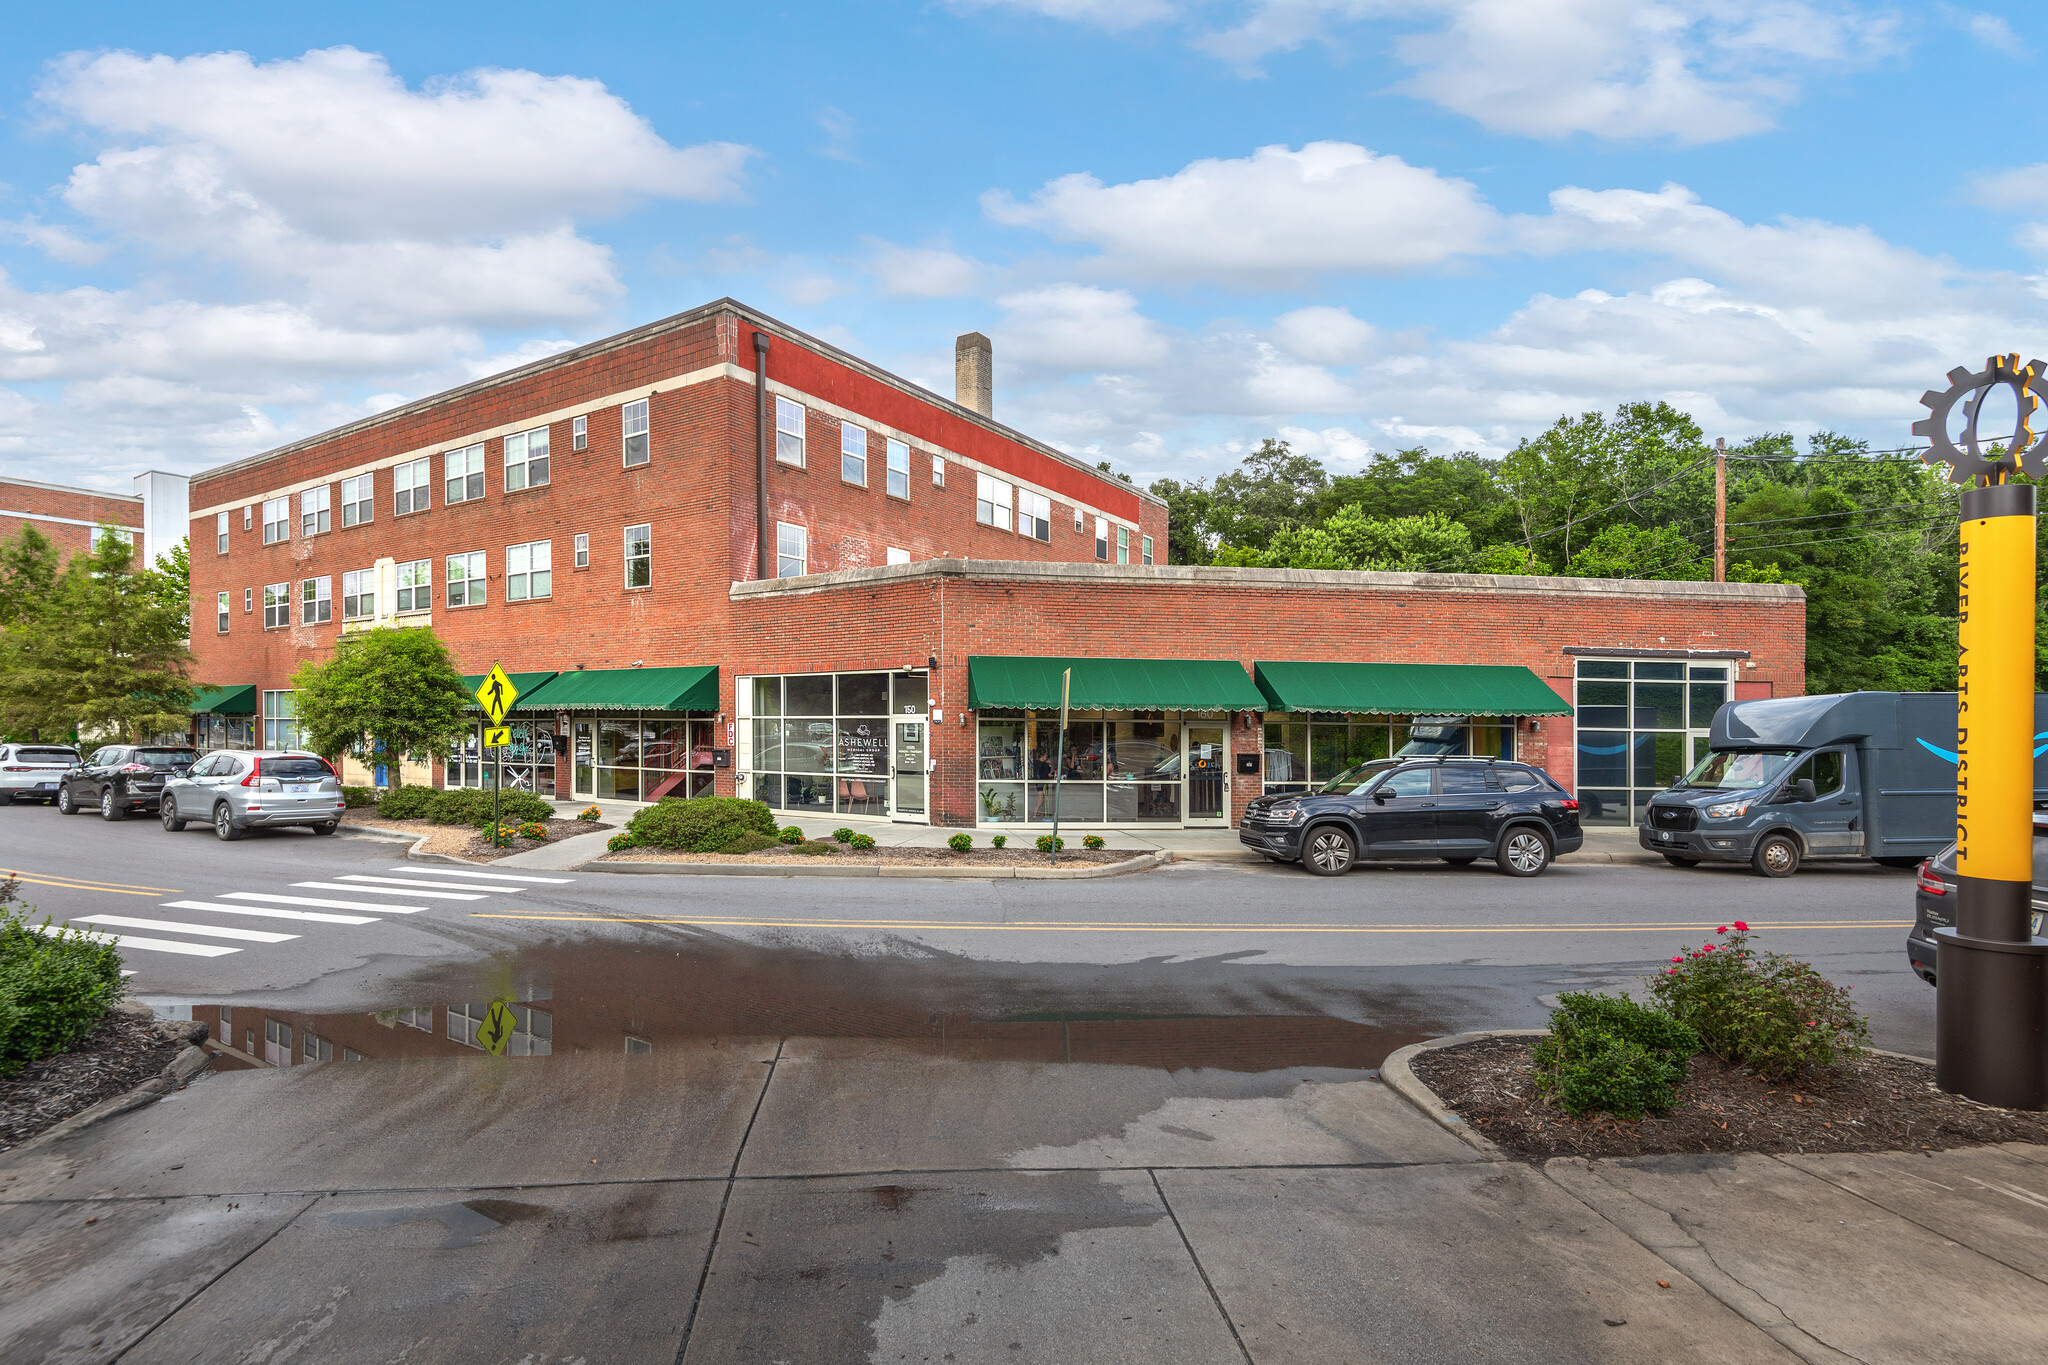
1485, 801, 1502, 809
1836, 799, 1853, 805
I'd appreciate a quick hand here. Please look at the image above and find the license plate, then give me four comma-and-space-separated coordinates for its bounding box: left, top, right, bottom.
288, 784, 311, 795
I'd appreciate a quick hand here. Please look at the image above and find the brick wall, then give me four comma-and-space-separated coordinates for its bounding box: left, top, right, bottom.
0, 476, 145, 562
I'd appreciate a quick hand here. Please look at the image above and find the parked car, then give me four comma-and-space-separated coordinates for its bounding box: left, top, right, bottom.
55, 744, 200, 820
1240, 756, 1583, 877
1906, 812, 2048, 986
159, 750, 346, 840
0, 743, 81, 805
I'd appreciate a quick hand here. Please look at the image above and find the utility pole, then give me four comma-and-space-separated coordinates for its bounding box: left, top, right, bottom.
1713, 437, 1727, 583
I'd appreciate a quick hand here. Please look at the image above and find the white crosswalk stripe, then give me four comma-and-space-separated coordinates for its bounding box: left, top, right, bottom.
387, 866, 574, 884
223, 892, 426, 914
31, 923, 237, 957
331, 874, 524, 893
292, 880, 484, 901
161, 899, 380, 925
76, 915, 297, 944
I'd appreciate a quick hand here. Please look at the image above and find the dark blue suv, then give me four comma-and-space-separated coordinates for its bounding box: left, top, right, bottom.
1240, 757, 1584, 877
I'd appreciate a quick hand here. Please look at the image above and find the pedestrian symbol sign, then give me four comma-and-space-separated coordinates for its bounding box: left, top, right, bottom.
483, 726, 511, 748
476, 665, 518, 723
475, 1000, 518, 1056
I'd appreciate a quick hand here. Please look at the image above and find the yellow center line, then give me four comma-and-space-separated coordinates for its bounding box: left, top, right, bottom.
470, 913, 1911, 934
1, 868, 181, 896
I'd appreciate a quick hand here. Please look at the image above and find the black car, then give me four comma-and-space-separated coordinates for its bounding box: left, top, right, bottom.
1240, 756, 1584, 877
1907, 812, 2048, 985
56, 744, 201, 821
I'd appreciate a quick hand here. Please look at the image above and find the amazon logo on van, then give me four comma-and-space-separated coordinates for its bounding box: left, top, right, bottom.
1916, 734, 2048, 763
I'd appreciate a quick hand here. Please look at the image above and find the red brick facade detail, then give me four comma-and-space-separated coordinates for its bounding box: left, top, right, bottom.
0, 476, 145, 562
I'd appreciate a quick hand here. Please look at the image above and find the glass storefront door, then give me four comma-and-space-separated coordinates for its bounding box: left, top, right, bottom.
1186, 725, 1226, 825
892, 718, 928, 822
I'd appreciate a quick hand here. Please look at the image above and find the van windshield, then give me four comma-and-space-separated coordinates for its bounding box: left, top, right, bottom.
1316, 759, 1401, 796
1678, 749, 1798, 791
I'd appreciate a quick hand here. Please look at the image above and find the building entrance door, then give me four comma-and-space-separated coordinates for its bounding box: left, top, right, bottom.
1185, 724, 1227, 826
571, 722, 595, 801
891, 718, 929, 823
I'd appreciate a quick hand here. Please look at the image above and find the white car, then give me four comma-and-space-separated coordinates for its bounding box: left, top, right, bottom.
0, 743, 81, 805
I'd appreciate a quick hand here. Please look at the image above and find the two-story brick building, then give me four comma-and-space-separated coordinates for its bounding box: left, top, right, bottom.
183, 298, 1804, 829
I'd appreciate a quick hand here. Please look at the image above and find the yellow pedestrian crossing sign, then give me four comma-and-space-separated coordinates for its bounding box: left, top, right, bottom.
476, 665, 518, 723
483, 726, 511, 748
475, 1000, 518, 1056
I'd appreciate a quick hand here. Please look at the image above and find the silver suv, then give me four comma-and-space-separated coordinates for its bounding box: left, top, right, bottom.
0, 743, 80, 805
160, 750, 346, 840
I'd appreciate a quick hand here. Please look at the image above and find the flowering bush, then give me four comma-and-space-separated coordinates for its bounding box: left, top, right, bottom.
947, 832, 972, 852
991, 834, 1007, 849
1531, 992, 1699, 1121
832, 827, 855, 843
607, 832, 633, 852
1035, 834, 1065, 852
778, 825, 806, 845
517, 821, 549, 841
1646, 925, 1866, 1081
1081, 834, 1106, 850
847, 833, 876, 851
577, 806, 603, 822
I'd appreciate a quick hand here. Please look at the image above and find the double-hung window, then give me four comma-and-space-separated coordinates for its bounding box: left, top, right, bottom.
1073, 507, 1085, 534
261, 690, 298, 749
342, 569, 374, 621
242, 505, 252, 531
841, 423, 868, 486
394, 458, 430, 515
932, 455, 946, 487
572, 414, 588, 450
1117, 526, 1130, 564
215, 591, 229, 634
775, 397, 805, 466
505, 426, 550, 490
445, 444, 485, 504
447, 552, 486, 607
340, 474, 372, 526
776, 522, 807, 578
261, 497, 289, 545
507, 540, 551, 600
262, 582, 290, 628
1018, 490, 1052, 543
1142, 535, 1154, 566
976, 473, 1013, 531
622, 399, 649, 466
301, 575, 332, 624
886, 439, 909, 499
573, 533, 589, 569
1094, 517, 1109, 561
624, 524, 651, 588
395, 559, 431, 614
300, 486, 330, 537
243, 587, 252, 614
215, 511, 229, 555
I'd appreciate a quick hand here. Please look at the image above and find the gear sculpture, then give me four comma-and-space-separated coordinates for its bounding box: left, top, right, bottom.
1912, 352, 2048, 484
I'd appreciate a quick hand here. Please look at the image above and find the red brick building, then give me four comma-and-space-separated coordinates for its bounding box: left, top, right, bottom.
184, 298, 1804, 829
1, 474, 147, 561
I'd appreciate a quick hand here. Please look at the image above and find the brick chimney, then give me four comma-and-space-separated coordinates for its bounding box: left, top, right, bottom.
955, 332, 992, 417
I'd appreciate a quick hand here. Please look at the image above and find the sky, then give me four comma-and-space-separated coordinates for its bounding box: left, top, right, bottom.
2, 1, 2045, 494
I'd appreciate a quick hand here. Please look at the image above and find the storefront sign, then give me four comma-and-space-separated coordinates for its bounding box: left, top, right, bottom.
838, 722, 886, 775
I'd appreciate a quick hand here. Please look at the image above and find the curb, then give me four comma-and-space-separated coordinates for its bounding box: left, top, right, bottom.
9, 1012, 212, 1156
404, 832, 484, 866
1380, 1029, 1549, 1159
335, 822, 414, 843
576, 850, 1175, 880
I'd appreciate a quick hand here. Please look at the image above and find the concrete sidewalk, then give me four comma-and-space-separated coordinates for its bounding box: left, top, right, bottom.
4, 1039, 2039, 1362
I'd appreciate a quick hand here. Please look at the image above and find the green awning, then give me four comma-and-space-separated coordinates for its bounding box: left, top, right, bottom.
512, 665, 718, 713
189, 684, 257, 715
968, 656, 1264, 711
1254, 661, 1571, 717
458, 671, 560, 712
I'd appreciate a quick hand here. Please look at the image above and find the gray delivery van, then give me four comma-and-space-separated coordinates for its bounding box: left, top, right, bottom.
1639, 691, 2048, 877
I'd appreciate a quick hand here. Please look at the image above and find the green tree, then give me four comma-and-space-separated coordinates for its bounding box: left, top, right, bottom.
1205, 438, 1329, 553
140, 539, 190, 638
1316, 447, 1513, 543
1147, 476, 1214, 566
0, 530, 193, 742
1563, 524, 1710, 580
288, 626, 470, 770
1262, 507, 1474, 572
0, 524, 60, 628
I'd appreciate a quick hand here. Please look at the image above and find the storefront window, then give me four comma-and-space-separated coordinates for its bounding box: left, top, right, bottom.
261, 690, 300, 749
1260, 714, 1513, 796
447, 720, 556, 796
1574, 659, 1727, 826
975, 714, 1209, 824
193, 713, 257, 751
740, 672, 928, 816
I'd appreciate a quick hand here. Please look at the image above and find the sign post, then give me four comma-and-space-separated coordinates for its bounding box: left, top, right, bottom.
1914, 355, 2047, 1109
1050, 667, 1071, 867
474, 666, 520, 849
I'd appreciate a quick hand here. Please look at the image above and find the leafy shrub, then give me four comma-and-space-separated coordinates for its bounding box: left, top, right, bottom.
832, 827, 855, 843
341, 786, 381, 808
1082, 834, 1106, 850
621, 797, 777, 852
1035, 835, 1065, 852
607, 832, 634, 852
1531, 991, 1699, 1121
847, 833, 876, 851
424, 788, 555, 828
578, 806, 603, 822
795, 840, 838, 856
778, 826, 806, 845
376, 783, 439, 820
517, 821, 549, 841
479, 822, 514, 848
991, 835, 1007, 849
1647, 925, 1868, 1081
947, 832, 972, 852
1, 900, 126, 1078
720, 832, 779, 855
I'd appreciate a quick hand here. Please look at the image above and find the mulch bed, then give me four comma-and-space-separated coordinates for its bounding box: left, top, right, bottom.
342, 814, 610, 863
1410, 1035, 2048, 1160
598, 844, 1136, 867
0, 1011, 183, 1152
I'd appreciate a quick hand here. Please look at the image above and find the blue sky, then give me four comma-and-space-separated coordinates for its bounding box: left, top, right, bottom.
2, 1, 2044, 493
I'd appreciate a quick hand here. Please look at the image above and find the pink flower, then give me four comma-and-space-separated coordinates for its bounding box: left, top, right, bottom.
1733, 921, 1749, 932
1700, 945, 1715, 953
1671, 957, 1683, 964
1717, 925, 1729, 934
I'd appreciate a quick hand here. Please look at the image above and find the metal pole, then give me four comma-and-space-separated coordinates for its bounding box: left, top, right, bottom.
1050, 668, 1070, 866
1713, 437, 1727, 583
492, 725, 502, 847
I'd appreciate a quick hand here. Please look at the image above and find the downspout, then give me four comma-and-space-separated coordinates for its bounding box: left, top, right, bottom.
753, 329, 772, 581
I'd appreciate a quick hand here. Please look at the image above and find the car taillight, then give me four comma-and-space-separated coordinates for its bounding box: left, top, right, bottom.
1916, 861, 1949, 896
1560, 798, 1579, 811
119, 763, 152, 774
241, 758, 262, 787
1, 765, 32, 772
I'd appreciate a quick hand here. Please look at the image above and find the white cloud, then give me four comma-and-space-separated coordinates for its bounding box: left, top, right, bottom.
994, 284, 1172, 372
949, 0, 1177, 32
866, 241, 983, 297
983, 141, 1498, 284
1270, 305, 1377, 363
1940, 6, 2025, 55
2, 218, 108, 266
1974, 164, 2048, 211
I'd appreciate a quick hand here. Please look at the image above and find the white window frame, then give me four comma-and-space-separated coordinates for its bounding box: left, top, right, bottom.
932, 455, 946, 487
395, 559, 432, 614
507, 540, 552, 601
261, 689, 299, 749
1094, 516, 1109, 561
215, 511, 229, 555
505, 426, 550, 491
1018, 489, 1052, 543
394, 458, 431, 516
1117, 526, 1130, 564
886, 546, 910, 566
573, 532, 589, 569
976, 473, 1013, 532
300, 486, 330, 537
241, 505, 253, 531
243, 587, 252, 614
261, 497, 289, 545
1073, 507, 1085, 534
445, 444, 485, 504
886, 439, 910, 499
301, 575, 332, 624
624, 524, 651, 588
342, 569, 374, 621
622, 398, 649, 467
447, 551, 487, 607
340, 474, 373, 527
216, 590, 229, 634
1142, 535, 1154, 566
841, 422, 868, 486
262, 582, 290, 629
775, 397, 806, 466
572, 414, 588, 450
776, 521, 807, 578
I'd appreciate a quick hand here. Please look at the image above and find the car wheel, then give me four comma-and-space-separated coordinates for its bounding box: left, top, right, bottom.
213, 803, 243, 841
161, 797, 187, 832
99, 788, 126, 821
1751, 833, 1800, 878
1302, 825, 1356, 876
56, 785, 78, 815
1662, 853, 1700, 868
1497, 828, 1552, 877
0, 791, 11, 807
1442, 856, 1478, 866
310, 821, 337, 835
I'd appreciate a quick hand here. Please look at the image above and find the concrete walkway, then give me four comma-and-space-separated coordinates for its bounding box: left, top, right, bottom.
4, 1039, 2038, 1362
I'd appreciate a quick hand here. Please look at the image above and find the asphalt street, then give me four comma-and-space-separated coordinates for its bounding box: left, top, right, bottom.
0, 799, 1935, 1054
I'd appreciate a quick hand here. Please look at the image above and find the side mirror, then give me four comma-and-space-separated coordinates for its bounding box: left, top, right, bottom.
1373, 789, 1390, 804
1793, 779, 1817, 803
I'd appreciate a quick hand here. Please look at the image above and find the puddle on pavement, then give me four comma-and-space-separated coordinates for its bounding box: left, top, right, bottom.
188, 938, 1441, 1075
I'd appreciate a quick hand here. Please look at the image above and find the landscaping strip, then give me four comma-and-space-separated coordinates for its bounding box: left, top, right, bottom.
3, 1004, 211, 1154
581, 850, 1174, 879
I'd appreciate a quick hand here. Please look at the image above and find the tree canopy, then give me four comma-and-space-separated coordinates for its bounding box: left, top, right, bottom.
288, 625, 471, 768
